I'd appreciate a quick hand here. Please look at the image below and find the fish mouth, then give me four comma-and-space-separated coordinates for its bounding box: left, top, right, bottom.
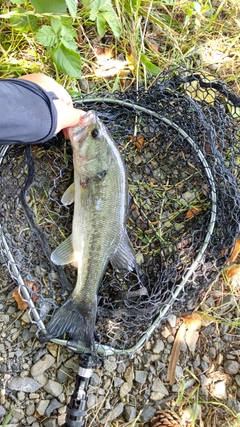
69, 111, 97, 142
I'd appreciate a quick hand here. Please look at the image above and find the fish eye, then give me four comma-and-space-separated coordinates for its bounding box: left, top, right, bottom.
91, 128, 100, 138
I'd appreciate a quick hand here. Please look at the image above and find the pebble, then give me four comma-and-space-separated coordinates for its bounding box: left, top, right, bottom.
152, 339, 164, 354
135, 370, 147, 383
113, 377, 124, 387
36, 400, 50, 416
26, 403, 35, 416
235, 375, 240, 386
124, 366, 134, 382
104, 358, 117, 373
117, 362, 126, 374
227, 398, 240, 413
43, 419, 58, 427
90, 372, 101, 386
0, 405, 6, 417
140, 406, 156, 422
161, 326, 171, 339
87, 394, 96, 409
45, 398, 63, 416
224, 360, 240, 375
31, 354, 55, 377
120, 381, 132, 399
209, 347, 217, 359
107, 402, 124, 421
123, 405, 137, 422
151, 378, 169, 396
33, 373, 48, 387
57, 366, 71, 384
211, 380, 227, 399
12, 408, 25, 420
8, 377, 41, 393
43, 380, 63, 397
167, 314, 177, 328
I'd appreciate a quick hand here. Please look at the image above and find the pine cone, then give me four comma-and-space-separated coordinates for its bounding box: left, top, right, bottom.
150, 409, 182, 427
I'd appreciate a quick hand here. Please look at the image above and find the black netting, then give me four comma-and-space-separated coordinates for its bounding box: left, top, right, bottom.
0, 67, 239, 356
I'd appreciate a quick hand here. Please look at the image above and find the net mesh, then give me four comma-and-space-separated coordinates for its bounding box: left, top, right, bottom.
0, 67, 240, 356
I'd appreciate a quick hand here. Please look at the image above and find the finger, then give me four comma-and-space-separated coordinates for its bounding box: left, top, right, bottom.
53, 99, 86, 134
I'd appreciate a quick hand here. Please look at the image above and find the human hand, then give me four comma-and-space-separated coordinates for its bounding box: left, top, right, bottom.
19, 73, 86, 138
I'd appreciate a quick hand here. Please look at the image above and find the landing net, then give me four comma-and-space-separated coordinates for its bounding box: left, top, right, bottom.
0, 67, 239, 356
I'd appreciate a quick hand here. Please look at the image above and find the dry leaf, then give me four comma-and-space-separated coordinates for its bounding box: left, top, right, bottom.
12, 288, 28, 310
147, 40, 160, 54
130, 134, 146, 150
12, 281, 39, 310
33, 411, 41, 419
185, 205, 202, 219
167, 322, 186, 386
183, 312, 203, 331
185, 330, 199, 353
228, 238, 240, 263
225, 264, 240, 279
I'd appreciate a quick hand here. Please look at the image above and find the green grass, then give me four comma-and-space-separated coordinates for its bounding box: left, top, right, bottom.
1, 1, 240, 92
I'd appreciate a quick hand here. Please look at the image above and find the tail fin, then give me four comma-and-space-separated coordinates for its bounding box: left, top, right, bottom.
40, 297, 97, 348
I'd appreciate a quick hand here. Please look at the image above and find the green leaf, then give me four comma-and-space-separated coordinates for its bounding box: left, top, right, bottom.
101, 9, 121, 38
140, 54, 160, 76
9, 7, 39, 32
60, 24, 78, 50
10, 0, 25, 5
82, 0, 100, 19
29, 0, 67, 14
61, 37, 78, 51
50, 17, 62, 34
53, 45, 81, 77
96, 14, 106, 38
35, 26, 58, 47
65, 0, 77, 17
88, 1, 101, 21
61, 24, 77, 39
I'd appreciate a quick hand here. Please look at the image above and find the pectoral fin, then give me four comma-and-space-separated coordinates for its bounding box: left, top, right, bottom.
61, 183, 75, 205
110, 232, 137, 272
84, 157, 109, 180
51, 235, 75, 265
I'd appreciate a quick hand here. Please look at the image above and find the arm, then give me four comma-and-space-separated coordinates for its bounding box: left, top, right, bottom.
0, 73, 85, 145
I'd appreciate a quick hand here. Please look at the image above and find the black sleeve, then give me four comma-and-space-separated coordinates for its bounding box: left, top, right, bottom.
0, 78, 59, 145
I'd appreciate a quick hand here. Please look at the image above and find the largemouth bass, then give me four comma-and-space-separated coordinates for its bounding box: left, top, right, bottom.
44, 111, 137, 347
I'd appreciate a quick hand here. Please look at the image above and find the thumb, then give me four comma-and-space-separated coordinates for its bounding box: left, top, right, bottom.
53, 99, 86, 135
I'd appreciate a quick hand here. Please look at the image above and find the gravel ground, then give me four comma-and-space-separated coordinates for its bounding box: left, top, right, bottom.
0, 268, 240, 427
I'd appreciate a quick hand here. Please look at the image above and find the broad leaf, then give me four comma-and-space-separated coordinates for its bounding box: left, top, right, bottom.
29, 0, 67, 14
61, 37, 78, 52
53, 45, 81, 77
35, 26, 58, 47
60, 24, 78, 51
61, 24, 77, 39
9, 7, 39, 32
96, 14, 106, 38
101, 9, 121, 38
65, 0, 77, 17
51, 17, 62, 34
82, 0, 121, 38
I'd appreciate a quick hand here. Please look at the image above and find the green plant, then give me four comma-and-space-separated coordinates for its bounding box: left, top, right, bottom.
82, 0, 121, 39
0, 0, 122, 79
1, 402, 19, 427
